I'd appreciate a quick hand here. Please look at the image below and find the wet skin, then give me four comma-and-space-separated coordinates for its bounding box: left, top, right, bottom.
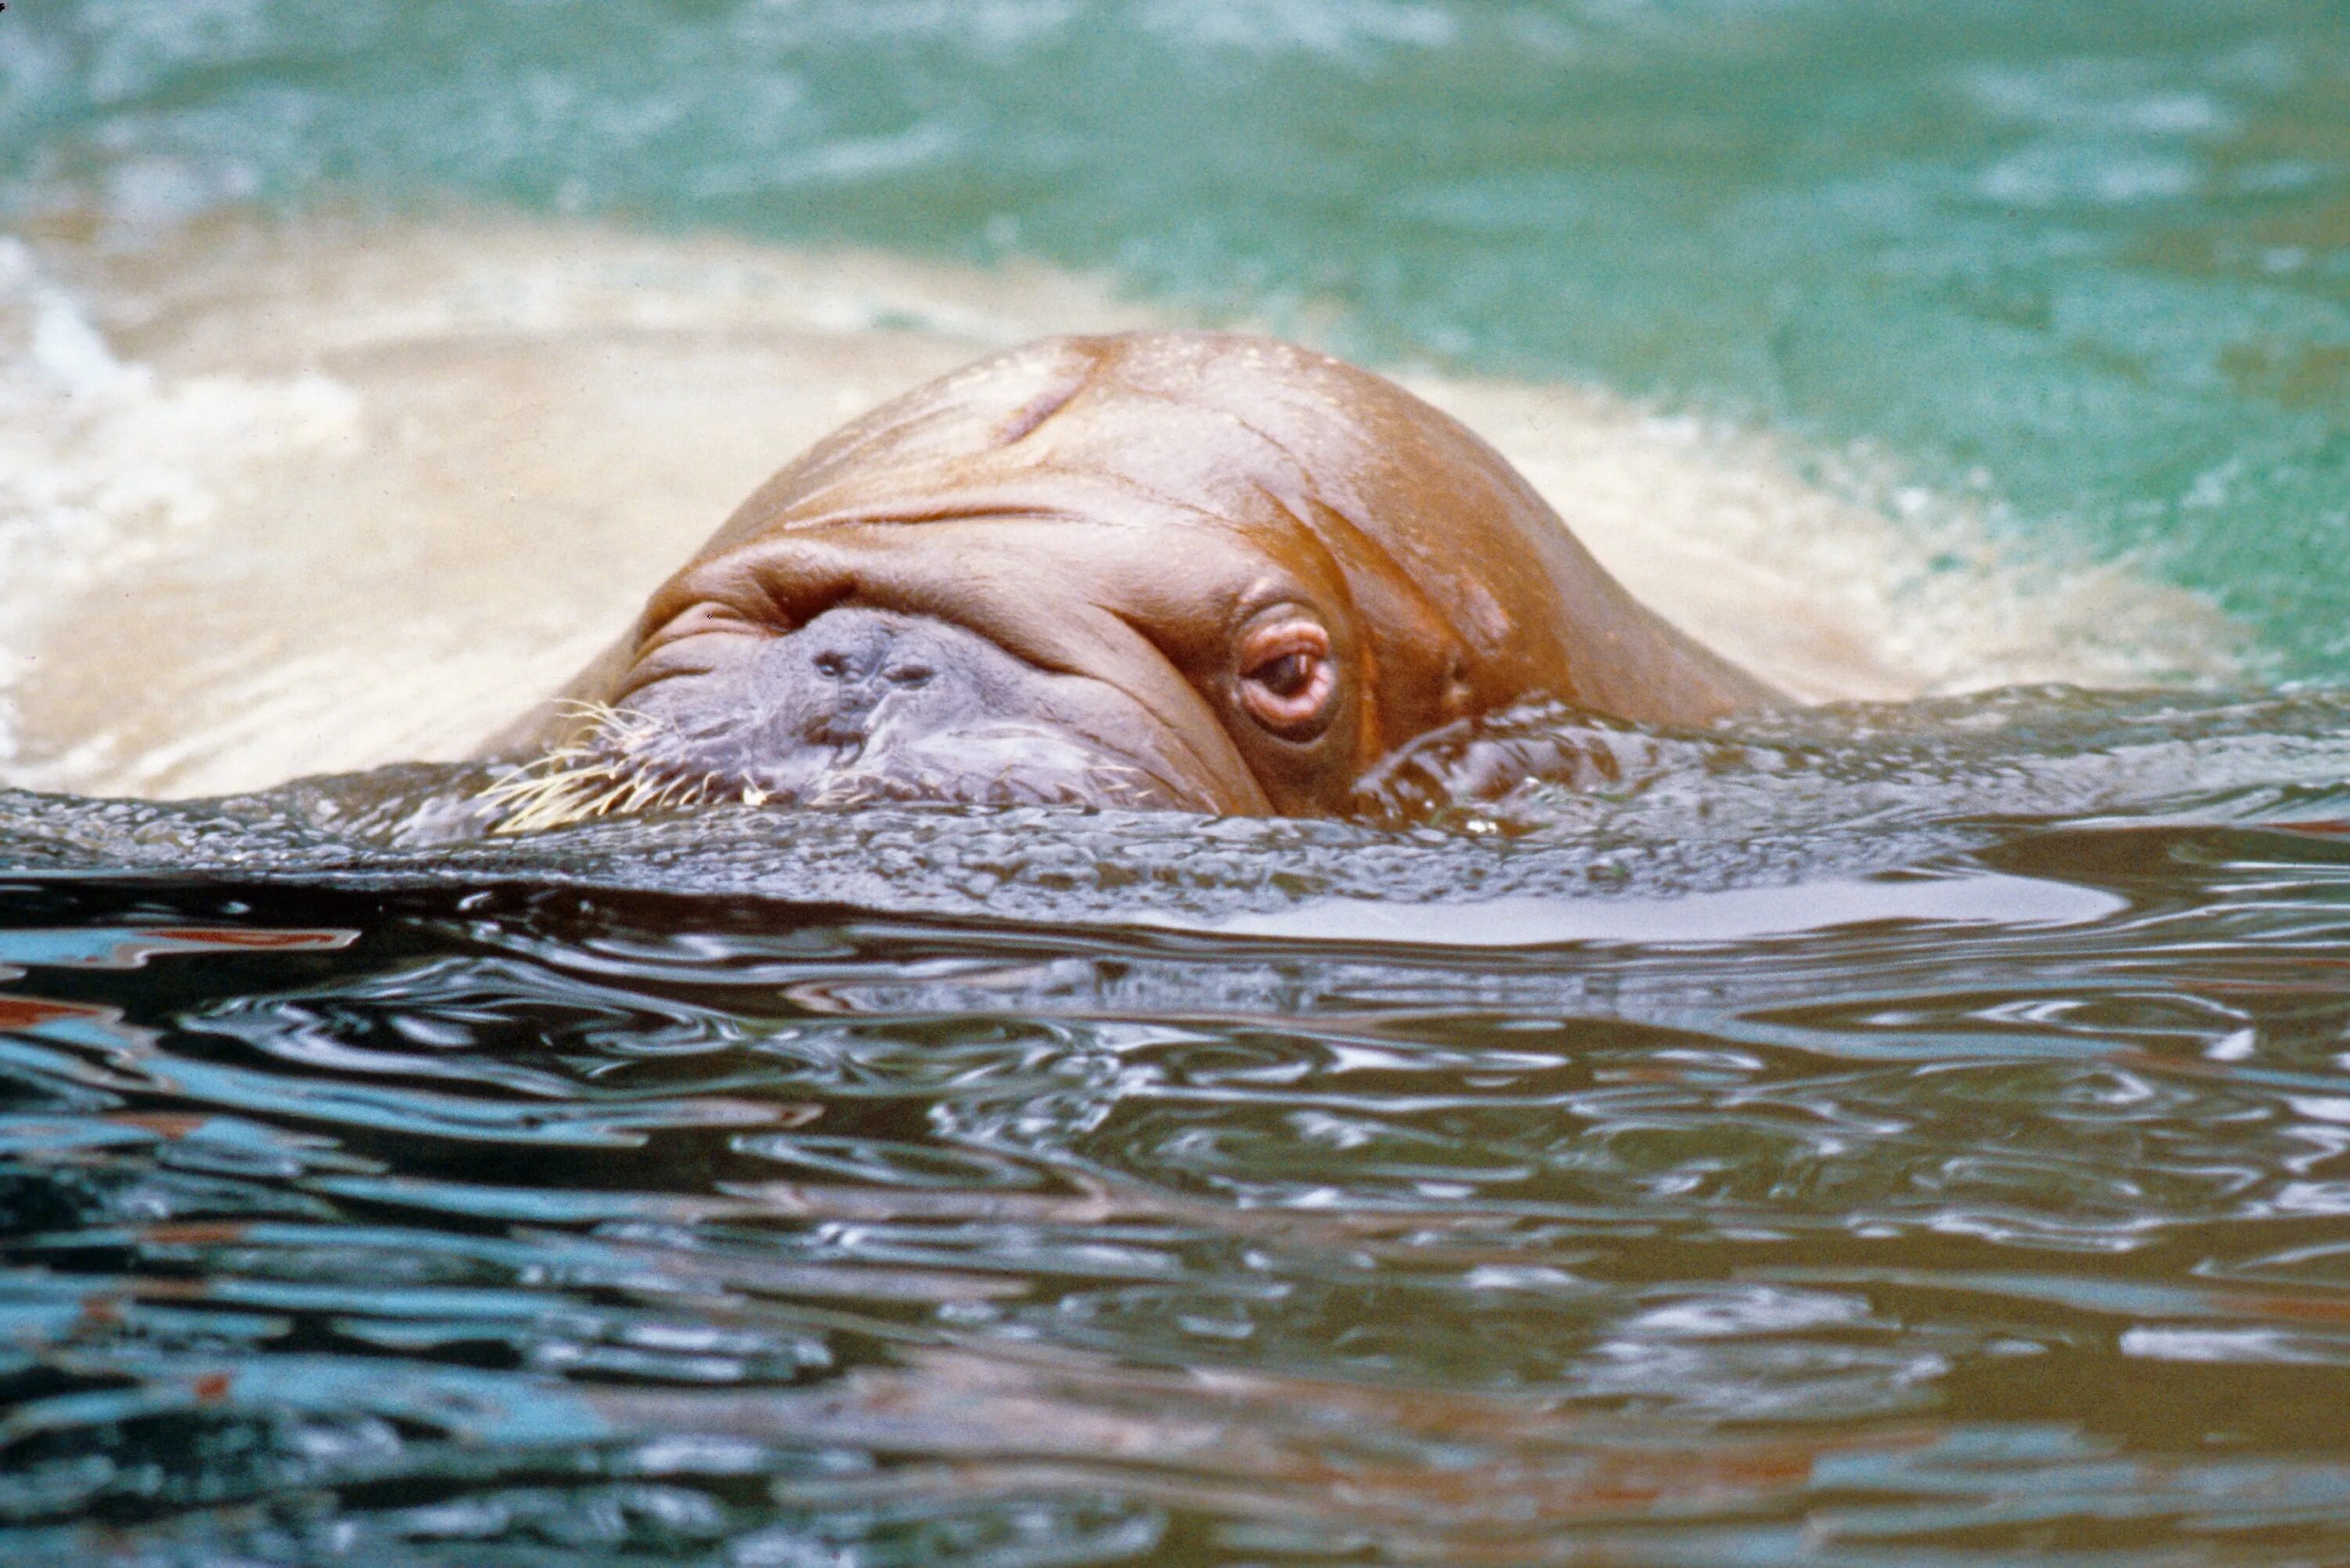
490, 331, 1779, 823
616, 605, 1216, 811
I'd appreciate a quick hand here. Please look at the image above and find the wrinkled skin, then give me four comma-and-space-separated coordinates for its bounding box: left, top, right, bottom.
489, 331, 1777, 821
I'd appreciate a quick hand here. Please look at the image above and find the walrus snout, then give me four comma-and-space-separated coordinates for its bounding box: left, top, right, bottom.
787, 608, 989, 750
485, 606, 1232, 829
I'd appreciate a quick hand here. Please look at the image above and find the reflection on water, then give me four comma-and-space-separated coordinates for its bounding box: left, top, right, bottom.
2, 692, 2350, 1561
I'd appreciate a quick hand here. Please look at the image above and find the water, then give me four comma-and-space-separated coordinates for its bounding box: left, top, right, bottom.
9, 2, 2350, 1563
0, 696, 2347, 1562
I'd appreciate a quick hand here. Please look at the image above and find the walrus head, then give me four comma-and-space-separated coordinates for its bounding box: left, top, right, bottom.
484, 331, 1775, 828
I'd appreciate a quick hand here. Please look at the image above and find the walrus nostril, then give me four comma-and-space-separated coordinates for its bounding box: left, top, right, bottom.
804, 712, 870, 748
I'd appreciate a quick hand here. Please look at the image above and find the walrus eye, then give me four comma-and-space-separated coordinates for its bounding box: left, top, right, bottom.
1257, 653, 1313, 697
1237, 616, 1335, 738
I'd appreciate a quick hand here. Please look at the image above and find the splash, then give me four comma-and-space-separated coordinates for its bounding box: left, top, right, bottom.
0, 237, 359, 782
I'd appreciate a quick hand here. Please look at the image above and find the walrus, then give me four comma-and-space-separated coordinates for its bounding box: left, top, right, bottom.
483, 331, 1777, 828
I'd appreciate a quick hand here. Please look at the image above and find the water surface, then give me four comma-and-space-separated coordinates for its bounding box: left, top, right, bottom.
0, 695, 2348, 1561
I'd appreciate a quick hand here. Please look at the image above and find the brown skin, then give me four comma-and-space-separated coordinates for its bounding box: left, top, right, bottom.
490, 331, 1778, 821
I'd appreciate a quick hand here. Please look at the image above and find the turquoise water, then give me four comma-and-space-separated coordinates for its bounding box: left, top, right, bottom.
18, 8, 2350, 1566
6, 0, 2349, 671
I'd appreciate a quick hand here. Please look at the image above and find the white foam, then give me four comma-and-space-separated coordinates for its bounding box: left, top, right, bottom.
0, 237, 360, 779
1195, 871, 2128, 948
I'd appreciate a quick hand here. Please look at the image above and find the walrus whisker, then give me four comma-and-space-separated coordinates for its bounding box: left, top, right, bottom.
481, 757, 637, 833
479, 759, 612, 807
580, 778, 640, 820
617, 775, 663, 815
490, 775, 612, 834
478, 699, 743, 833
